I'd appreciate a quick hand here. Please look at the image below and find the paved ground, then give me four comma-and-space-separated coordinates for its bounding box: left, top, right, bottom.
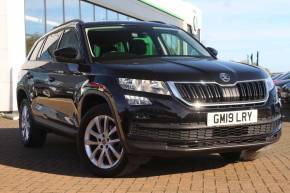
0, 105, 289, 193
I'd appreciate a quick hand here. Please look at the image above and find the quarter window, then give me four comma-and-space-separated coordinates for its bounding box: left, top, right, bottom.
29, 38, 45, 61
39, 31, 63, 61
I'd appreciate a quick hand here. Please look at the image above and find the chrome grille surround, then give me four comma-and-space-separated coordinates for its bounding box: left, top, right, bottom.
167, 79, 269, 107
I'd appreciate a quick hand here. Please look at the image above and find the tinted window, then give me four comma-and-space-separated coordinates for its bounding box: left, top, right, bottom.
59, 29, 80, 58
39, 31, 63, 61
86, 26, 211, 60
29, 38, 45, 60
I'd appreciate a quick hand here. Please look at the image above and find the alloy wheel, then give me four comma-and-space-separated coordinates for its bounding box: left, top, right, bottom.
84, 115, 124, 169
21, 105, 30, 142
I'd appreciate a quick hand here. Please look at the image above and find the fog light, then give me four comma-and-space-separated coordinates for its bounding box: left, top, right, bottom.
125, 95, 152, 105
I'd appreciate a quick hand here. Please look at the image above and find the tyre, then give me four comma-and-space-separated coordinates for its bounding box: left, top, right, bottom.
240, 149, 259, 161
19, 99, 47, 147
220, 151, 241, 162
78, 104, 129, 177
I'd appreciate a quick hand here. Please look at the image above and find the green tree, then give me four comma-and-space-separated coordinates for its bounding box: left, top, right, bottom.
26, 33, 41, 54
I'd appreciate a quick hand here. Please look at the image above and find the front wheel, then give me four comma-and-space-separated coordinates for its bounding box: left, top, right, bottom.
78, 104, 128, 177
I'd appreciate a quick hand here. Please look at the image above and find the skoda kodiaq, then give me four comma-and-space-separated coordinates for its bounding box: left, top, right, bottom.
17, 20, 282, 176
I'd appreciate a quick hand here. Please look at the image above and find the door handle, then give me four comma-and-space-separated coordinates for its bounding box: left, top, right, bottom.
48, 77, 55, 82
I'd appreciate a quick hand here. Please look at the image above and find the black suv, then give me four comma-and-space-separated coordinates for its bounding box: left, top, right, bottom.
17, 20, 282, 176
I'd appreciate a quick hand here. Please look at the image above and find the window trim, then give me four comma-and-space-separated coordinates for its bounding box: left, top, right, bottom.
37, 30, 64, 61
27, 37, 45, 61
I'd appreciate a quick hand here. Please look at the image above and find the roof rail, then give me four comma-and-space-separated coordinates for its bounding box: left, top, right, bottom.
149, 21, 167, 24
53, 19, 84, 29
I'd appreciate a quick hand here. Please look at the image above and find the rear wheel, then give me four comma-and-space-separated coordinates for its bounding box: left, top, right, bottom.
19, 99, 47, 147
78, 104, 129, 177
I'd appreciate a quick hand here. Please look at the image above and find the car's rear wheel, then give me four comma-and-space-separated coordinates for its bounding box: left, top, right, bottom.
78, 104, 129, 177
19, 99, 47, 147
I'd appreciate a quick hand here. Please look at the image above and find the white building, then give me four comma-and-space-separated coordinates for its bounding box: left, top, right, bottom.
0, 0, 202, 112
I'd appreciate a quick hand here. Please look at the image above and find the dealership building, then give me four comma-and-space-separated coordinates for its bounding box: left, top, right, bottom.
0, 0, 201, 112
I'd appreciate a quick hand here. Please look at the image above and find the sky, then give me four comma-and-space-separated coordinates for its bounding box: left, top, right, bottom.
186, 0, 290, 72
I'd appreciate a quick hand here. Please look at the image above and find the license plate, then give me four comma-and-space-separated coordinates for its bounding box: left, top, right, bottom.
207, 110, 258, 126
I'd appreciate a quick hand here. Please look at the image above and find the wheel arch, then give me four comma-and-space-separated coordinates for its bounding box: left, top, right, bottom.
79, 93, 109, 119
78, 90, 129, 150
17, 88, 29, 109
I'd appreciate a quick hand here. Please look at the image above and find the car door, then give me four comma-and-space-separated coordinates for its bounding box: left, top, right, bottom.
22, 37, 46, 106
30, 30, 65, 125
38, 28, 89, 130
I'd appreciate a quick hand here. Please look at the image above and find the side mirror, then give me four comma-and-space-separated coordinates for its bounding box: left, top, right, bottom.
54, 47, 80, 63
207, 47, 218, 57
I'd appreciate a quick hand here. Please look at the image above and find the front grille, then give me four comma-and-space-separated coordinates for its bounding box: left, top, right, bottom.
128, 119, 281, 143
173, 80, 267, 104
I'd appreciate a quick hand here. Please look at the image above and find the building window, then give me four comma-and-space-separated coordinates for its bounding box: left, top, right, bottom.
64, 0, 80, 21
81, 1, 94, 22
107, 10, 118, 21
95, 6, 107, 21
25, 0, 45, 53
118, 13, 129, 21
46, 0, 64, 32
128, 17, 138, 21
24, 0, 141, 55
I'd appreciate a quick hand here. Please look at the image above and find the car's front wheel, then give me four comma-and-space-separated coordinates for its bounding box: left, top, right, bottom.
78, 104, 129, 177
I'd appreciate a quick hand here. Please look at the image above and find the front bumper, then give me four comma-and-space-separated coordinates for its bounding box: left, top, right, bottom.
127, 119, 281, 156
113, 88, 282, 156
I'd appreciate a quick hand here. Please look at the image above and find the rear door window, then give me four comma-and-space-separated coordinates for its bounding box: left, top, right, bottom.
39, 31, 63, 61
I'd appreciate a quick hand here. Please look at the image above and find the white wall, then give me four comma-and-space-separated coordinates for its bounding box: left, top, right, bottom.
88, 0, 201, 35
88, 0, 184, 27
0, 0, 26, 111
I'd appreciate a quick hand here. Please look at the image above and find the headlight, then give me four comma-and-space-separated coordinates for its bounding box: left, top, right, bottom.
118, 78, 170, 95
265, 76, 275, 91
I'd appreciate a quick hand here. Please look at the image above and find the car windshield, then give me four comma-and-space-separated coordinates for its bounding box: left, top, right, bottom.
85, 25, 212, 60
